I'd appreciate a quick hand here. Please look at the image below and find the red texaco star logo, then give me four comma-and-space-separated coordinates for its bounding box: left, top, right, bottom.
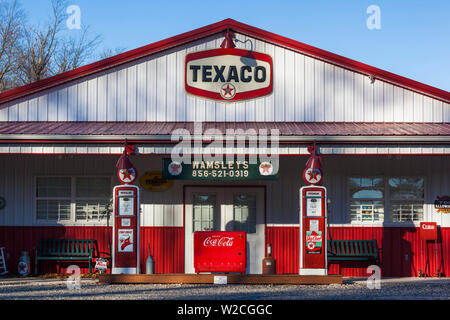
303, 168, 323, 185
168, 162, 182, 176
259, 162, 273, 176
118, 167, 137, 184
220, 83, 236, 100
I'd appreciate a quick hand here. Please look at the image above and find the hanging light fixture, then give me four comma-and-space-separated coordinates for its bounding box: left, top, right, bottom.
116, 140, 135, 170
116, 150, 133, 170
220, 29, 236, 49
305, 143, 322, 172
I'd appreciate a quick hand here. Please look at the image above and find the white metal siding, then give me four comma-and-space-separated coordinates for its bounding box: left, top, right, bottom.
0, 33, 448, 123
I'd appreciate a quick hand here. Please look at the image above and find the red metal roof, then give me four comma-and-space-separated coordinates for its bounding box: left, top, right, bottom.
0, 122, 449, 137
0, 19, 448, 105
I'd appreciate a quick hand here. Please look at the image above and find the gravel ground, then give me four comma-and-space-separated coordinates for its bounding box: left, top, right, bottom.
0, 277, 449, 300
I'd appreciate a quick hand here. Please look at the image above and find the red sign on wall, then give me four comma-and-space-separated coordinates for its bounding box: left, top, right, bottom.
194, 231, 246, 274
420, 222, 438, 241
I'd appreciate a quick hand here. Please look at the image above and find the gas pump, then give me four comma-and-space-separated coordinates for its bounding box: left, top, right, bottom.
112, 184, 140, 274
299, 186, 327, 275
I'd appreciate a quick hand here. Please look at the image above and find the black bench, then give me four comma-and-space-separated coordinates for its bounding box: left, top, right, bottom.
327, 240, 380, 265
34, 239, 94, 274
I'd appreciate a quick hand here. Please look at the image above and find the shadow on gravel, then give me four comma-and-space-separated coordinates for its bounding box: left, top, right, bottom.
1, 282, 449, 300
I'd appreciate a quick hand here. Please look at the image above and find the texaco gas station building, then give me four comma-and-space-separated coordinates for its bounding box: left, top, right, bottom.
0, 19, 449, 277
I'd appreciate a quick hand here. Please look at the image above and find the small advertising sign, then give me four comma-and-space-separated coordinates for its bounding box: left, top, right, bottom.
95, 258, 108, 273
434, 196, 450, 214
420, 222, 438, 241
306, 230, 323, 253
139, 171, 173, 191
118, 229, 134, 252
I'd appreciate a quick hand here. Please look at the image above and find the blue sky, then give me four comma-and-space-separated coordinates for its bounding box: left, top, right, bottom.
19, 0, 450, 91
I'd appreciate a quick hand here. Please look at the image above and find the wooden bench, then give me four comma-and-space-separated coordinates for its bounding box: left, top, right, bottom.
34, 239, 94, 275
327, 240, 380, 265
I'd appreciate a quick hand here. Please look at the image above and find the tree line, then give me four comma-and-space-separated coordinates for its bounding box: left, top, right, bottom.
0, 0, 124, 93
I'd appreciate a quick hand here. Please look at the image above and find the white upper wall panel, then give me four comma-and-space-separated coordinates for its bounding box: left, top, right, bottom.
0, 33, 448, 123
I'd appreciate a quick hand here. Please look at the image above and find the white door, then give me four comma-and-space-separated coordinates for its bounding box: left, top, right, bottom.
185, 187, 265, 274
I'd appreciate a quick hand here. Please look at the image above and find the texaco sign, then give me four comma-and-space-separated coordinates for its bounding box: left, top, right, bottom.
185, 48, 273, 101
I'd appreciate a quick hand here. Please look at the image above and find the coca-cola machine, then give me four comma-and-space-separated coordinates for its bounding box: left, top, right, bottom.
299, 186, 328, 275
194, 231, 246, 274
112, 184, 140, 274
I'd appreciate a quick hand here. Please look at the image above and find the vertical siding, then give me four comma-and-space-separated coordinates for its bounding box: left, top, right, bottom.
0, 226, 184, 274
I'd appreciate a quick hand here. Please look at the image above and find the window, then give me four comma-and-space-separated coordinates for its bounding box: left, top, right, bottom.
36, 178, 71, 221
389, 178, 424, 222
192, 194, 216, 232
349, 177, 384, 222
36, 177, 111, 223
348, 176, 424, 223
232, 193, 257, 233
75, 177, 111, 222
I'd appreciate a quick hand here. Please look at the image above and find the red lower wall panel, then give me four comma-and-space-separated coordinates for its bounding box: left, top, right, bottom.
266, 226, 449, 277
0, 226, 184, 275
1, 225, 448, 277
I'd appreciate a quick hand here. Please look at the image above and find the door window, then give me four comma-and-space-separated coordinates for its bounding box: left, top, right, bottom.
231, 193, 257, 233
192, 194, 217, 232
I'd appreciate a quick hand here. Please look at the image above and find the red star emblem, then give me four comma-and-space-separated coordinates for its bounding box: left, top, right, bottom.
307, 169, 321, 181
170, 164, 181, 173
121, 169, 132, 180
222, 84, 234, 97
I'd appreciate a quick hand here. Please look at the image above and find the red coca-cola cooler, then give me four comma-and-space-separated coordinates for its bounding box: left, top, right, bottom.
194, 231, 246, 274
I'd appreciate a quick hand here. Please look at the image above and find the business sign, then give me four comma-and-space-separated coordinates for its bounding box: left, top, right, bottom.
185, 48, 273, 101
435, 196, 450, 214
162, 158, 278, 180
139, 171, 173, 191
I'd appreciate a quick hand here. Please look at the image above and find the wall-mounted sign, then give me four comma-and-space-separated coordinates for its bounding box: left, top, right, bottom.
185, 48, 273, 101
420, 222, 438, 241
139, 171, 174, 191
162, 158, 278, 180
435, 196, 450, 214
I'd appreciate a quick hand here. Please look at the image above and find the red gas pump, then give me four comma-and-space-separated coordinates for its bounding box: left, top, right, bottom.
112, 185, 140, 274
299, 186, 327, 275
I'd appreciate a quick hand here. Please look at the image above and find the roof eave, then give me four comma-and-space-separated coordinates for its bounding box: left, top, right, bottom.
0, 134, 449, 144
